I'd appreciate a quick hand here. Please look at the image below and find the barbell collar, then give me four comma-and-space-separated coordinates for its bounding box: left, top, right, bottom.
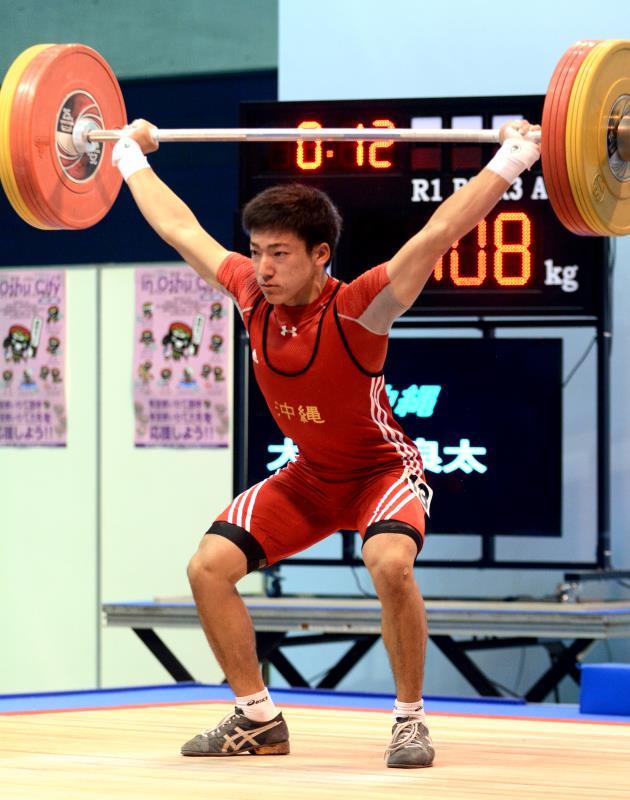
618, 116, 630, 162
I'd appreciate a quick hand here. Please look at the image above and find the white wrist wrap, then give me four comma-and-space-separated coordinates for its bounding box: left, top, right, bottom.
486, 138, 540, 183
112, 137, 150, 182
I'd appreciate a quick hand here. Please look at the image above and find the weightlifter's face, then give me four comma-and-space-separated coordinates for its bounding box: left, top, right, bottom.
250, 229, 330, 306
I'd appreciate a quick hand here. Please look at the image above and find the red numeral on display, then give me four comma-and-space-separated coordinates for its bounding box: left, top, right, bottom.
356, 120, 396, 168
296, 119, 396, 171
494, 212, 531, 286
433, 213, 532, 287
296, 120, 323, 170
368, 119, 395, 169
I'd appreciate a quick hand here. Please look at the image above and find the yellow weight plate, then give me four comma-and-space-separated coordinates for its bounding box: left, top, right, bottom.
542, 40, 601, 235
566, 40, 630, 236
0, 44, 55, 229
565, 43, 610, 234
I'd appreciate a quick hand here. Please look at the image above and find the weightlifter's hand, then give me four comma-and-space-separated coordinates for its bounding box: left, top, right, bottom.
487, 119, 541, 184
112, 119, 156, 182
499, 119, 541, 144
124, 118, 159, 154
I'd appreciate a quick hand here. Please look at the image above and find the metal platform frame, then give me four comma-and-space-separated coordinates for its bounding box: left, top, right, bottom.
103, 598, 630, 702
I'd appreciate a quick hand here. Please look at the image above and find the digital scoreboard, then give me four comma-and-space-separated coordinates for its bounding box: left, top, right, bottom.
239, 96, 608, 317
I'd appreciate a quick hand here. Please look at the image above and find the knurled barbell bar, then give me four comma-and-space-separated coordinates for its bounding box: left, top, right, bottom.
83, 126, 536, 144
0, 40, 629, 234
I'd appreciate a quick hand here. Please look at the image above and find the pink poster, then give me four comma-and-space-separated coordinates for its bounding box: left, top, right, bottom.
0, 270, 67, 447
134, 266, 230, 448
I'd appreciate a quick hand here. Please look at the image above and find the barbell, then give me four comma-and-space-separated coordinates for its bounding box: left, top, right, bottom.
0, 40, 629, 235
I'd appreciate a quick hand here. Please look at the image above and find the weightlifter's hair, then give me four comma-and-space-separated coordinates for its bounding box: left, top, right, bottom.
242, 183, 343, 259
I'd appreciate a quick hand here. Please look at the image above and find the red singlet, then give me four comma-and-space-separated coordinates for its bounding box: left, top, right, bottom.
213, 253, 432, 568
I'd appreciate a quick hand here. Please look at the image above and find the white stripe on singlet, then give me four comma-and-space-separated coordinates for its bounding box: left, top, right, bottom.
228, 485, 253, 527
227, 479, 268, 530
384, 491, 416, 520
244, 479, 267, 531
374, 483, 413, 522
369, 376, 422, 475
227, 487, 249, 526
367, 474, 407, 526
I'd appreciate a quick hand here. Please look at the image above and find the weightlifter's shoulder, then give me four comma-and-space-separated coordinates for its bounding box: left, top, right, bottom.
216, 252, 261, 311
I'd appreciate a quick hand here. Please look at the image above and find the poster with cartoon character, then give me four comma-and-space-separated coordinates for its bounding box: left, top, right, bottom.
134, 266, 230, 447
0, 270, 67, 447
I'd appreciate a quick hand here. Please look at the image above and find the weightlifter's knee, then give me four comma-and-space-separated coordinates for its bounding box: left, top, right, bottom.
187, 522, 257, 588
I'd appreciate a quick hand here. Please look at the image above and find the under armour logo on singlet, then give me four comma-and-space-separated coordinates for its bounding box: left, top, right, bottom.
280, 325, 297, 337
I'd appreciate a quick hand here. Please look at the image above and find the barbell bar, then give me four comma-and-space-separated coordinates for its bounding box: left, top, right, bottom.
82, 126, 539, 145
0, 39, 629, 235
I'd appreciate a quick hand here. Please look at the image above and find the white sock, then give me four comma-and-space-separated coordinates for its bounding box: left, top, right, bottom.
235, 688, 279, 722
393, 698, 426, 723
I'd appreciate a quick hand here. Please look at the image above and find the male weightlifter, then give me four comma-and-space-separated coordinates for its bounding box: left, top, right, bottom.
113, 119, 540, 768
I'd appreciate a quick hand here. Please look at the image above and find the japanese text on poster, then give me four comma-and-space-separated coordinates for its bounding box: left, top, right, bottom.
0, 270, 67, 447
134, 266, 230, 447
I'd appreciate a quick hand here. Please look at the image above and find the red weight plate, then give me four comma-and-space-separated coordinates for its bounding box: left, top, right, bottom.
10, 46, 68, 229
551, 41, 602, 235
542, 42, 597, 235
542, 41, 599, 235
10, 44, 126, 229
542, 43, 588, 233
541, 44, 586, 233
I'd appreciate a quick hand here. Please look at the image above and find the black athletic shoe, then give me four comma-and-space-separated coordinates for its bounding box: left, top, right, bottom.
385, 717, 435, 768
181, 707, 290, 756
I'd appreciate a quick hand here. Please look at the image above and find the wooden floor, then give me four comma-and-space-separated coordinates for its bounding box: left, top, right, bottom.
1, 702, 629, 799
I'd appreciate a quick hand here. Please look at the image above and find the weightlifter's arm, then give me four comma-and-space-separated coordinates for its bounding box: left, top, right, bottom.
386, 121, 541, 307
112, 120, 229, 289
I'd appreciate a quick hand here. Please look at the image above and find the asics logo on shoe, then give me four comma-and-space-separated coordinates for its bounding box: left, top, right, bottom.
222, 719, 282, 753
